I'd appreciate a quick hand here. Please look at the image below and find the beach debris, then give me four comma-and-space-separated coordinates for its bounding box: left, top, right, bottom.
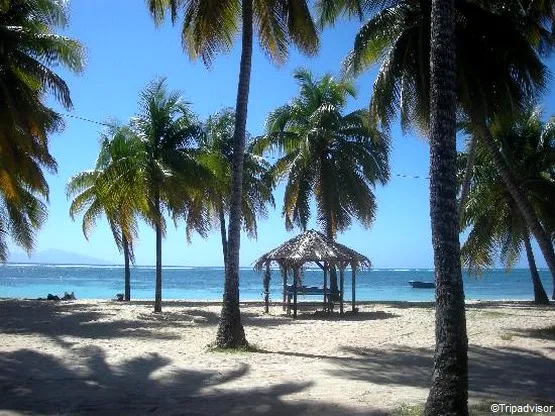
42, 291, 76, 301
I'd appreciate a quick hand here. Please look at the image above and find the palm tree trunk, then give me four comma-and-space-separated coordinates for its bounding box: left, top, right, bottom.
458, 134, 477, 226
524, 235, 550, 305
215, 0, 252, 348
424, 0, 468, 413
219, 205, 228, 273
325, 217, 339, 301
154, 194, 162, 313
123, 233, 131, 301
478, 121, 555, 300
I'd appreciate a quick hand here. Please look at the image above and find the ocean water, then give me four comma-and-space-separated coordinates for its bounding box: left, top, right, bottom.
0, 264, 551, 302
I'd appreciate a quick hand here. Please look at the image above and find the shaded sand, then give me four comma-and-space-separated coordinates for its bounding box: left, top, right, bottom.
0, 299, 554, 415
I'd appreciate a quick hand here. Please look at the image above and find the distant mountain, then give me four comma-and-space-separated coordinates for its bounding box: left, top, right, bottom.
7, 249, 113, 265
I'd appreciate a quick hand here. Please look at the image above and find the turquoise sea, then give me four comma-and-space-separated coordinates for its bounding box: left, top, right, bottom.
0, 264, 551, 302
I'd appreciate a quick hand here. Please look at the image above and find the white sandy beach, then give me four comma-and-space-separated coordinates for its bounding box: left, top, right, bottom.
0, 299, 553, 415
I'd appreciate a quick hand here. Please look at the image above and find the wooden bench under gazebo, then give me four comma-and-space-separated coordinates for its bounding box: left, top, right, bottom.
254, 230, 371, 318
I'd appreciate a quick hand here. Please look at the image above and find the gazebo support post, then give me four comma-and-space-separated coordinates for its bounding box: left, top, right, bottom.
281, 265, 287, 311
339, 264, 344, 315
323, 265, 328, 312
263, 263, 271, 314
351, 263, 356, 313
293, 267, 299, 318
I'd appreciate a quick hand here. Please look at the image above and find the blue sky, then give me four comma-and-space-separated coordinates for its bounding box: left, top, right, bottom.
9, 0, 555, 267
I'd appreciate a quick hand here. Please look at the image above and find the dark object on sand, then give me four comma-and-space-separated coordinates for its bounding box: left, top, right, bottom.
115, 293, 124, 301
409, 280, 436, 289
62, 292, 76, 300
43, 292, 75, 301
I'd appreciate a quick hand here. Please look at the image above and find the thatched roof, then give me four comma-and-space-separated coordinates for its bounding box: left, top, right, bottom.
253, 230, 371, 270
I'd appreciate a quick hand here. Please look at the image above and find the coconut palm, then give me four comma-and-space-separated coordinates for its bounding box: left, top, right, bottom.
318, 0, 555, 409
197, 109, 274, 270
255, 68, 390, 298
67, 125, 147, 301
426, 0, 468, 412
132, 78, 208, 313
147, 0, 319, 347
0, 157, 49, 262
460, 108, 555, 305
0, 0, 84, 260
317, 0, 555, 299
316, 0, 470, 411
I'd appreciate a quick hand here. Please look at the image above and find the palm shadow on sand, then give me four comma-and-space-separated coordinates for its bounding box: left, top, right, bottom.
0, 346, 375, 416
331, 344, 555, 404
0, 300, 213, 348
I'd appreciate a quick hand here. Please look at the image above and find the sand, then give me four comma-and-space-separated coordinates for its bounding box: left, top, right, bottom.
0, 299, 553, 415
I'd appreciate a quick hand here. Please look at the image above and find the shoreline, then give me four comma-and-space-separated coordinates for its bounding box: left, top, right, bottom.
2, 297, 553, 306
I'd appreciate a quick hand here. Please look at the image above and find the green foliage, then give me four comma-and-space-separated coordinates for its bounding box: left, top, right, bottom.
68, 78, 213, 256
197, 108, 274, 242
254, 68, 389, 237
315, 0, 554, 133
131, 78, 209, 237
66, 125, 147, 262
147, 0, 319, 67
0, 0, 84, 261
459, 108, 555, 274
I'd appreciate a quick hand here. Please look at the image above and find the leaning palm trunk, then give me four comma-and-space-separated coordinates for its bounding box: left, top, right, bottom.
458, 135, 478, 225
424, 0, 468, 413
123, 233, 131, 301
478, 121, 555, 300
524, 235, 550, 305
215, 0, 251, 348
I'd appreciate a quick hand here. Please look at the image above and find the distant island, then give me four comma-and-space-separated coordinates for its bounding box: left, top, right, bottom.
7, 249, 113, 265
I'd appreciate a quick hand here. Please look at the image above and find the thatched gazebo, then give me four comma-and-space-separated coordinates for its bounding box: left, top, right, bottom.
254, 230, 371, 317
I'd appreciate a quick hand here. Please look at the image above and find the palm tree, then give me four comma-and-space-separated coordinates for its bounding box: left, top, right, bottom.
459, 108, 555, 305
316, 0, 468, 412
197, 109, 274, 271
0, 154, 49, 262
318, 0, 555, 408
317, 0, 555, 299
0, 0, 84, 261
67, 125, 147, 301
426, 0, 468, 412
255, 68, 390, 298
147, 0, 319, 348
131, 78, 208, 313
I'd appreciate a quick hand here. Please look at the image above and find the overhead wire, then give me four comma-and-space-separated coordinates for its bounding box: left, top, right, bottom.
59, 112, 430, 180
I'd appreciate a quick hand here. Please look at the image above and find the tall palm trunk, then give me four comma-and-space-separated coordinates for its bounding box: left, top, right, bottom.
219, 204, 228, 274
123, 232, 131, 301
424, 0, 468, 413
154, 193, 162, 313
215, 0, 251, 348
524, 234, 550, 305
478, 121, 555, 300
325, 215, 339, 300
